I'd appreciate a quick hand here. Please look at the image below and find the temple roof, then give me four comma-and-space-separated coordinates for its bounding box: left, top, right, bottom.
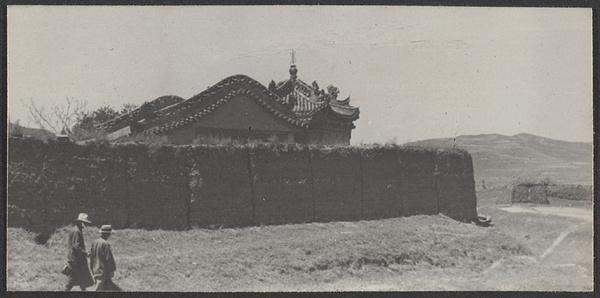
271, 76, 359, 119
97, 66, 360, 135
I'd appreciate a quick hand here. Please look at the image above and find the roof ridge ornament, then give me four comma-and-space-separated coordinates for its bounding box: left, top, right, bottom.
289, 49, 298, 81
326, 85, 339, 100
290, 49, 296, 66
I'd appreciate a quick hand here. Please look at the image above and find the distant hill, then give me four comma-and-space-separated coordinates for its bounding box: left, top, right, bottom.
405, 133, 593, 189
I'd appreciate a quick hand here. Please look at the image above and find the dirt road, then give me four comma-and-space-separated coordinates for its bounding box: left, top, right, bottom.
500, 205, 593, 222
318, 204, 594, 291
487, 202, 592, 289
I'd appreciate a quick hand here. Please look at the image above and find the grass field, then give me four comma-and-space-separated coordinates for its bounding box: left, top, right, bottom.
7, 189, 593, 292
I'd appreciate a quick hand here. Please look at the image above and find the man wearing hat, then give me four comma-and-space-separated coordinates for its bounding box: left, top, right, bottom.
65, 213, 94, 291
89, 225, 120, 291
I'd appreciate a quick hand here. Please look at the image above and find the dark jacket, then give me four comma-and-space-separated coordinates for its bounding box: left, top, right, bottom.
66, 227, 94, 288
89, 238, 116, 279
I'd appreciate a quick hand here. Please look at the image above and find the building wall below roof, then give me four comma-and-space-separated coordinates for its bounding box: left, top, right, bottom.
166, 125, 351, 146
196, 95, 298, 132
160, 94, 353, 145
307, 126, 351, 146
165, 94, 301, 144
165, 123, 198, 144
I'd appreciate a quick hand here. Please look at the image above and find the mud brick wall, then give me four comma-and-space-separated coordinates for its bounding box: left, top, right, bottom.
435, 151, 478, 220
65, 143, 128, 229
360, 148, 403, 220
8, 138, 479, 232
7, 139, 128, 233
310, 148, 362, 222
251, 145, 313, 225
126, 146, 189, 230
397, 149, 438, 216
7, 138, 46, 229
187, 146, 253, 228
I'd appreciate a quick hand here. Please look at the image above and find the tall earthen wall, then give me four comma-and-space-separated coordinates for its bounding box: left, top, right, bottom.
7, 138, 479, 232
187, 146, 254, 228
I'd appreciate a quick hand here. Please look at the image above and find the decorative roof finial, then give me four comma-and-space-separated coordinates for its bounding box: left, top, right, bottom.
289, 49, 298, 79
290, 49, 296, 66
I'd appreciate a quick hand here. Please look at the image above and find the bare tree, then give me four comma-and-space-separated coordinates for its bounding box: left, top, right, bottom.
21, 97, 88, 135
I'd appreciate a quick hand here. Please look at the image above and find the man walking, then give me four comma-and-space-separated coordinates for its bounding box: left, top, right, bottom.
89, 225, 121, 291
65, 213, 94, 291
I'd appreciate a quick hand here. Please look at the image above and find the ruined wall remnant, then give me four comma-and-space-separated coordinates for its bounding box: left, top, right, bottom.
511, 183, 550, 204
547, 184, 593, 201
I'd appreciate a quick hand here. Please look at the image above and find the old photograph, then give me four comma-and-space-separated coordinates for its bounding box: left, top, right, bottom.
6, 5, 593, 291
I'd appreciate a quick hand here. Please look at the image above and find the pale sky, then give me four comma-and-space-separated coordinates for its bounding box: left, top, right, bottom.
7, 6, 592, 144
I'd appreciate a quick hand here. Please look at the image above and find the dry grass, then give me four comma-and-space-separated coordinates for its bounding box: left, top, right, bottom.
8, 185, 593, 292
8, 214, 528, 291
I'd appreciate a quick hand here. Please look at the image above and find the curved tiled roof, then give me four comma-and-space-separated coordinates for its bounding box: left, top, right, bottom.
142, 75, 316, 135
96, 95, 185, 131
329, 102, 360, 118
99, 72, 360, 136
276, 77, 360, 120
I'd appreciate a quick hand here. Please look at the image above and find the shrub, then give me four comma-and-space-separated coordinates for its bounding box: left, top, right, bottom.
117, 133, 170, 146
547, 184, 592, 201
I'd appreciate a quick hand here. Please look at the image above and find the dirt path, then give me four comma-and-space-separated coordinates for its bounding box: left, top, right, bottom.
500, 205, 592, 259
499, 205, 593, 222
322, 205, 594, 291
488, 205, 593, 290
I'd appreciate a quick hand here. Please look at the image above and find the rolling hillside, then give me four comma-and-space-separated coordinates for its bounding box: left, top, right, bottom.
405, 133, 593, 189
